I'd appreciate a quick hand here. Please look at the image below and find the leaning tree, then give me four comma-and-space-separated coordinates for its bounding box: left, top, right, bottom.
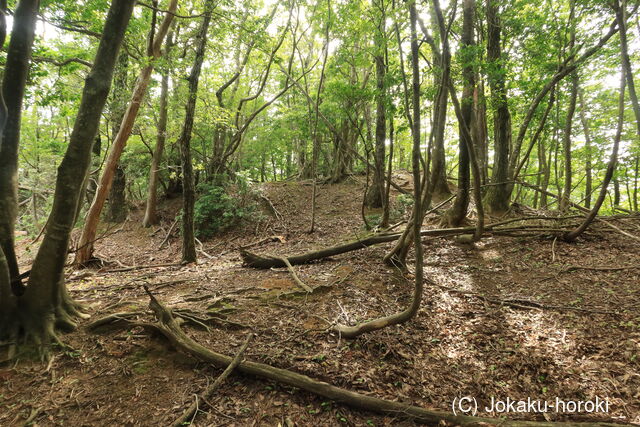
0, 0, 136, 357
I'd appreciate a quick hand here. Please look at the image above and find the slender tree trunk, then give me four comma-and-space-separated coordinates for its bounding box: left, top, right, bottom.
309, 1, 331, 233
18, 0, 135, 351
428, 46, 451, 198
474, 78, 489, 185
104, 51, 130, 223
577, 87, 593, 209
74, 0, 178, 265
365, 0, 386, 208
484, 0, 513, 214
560, 73, 578, 211
634, 156, 638, 211
180, 0, 214, 263
0, 0, 39, 291
445, 0, 475, 226
335, 0, 423, 338
615, 0, 640, 135
143, 30, 175, 228
564, 69, 626, 241
381, 115, 394, 228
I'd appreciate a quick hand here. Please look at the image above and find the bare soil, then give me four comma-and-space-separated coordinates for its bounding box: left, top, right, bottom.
1, 177, 639, 426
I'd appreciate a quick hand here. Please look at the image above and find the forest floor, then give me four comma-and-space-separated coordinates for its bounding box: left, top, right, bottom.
2, 175, 640, 426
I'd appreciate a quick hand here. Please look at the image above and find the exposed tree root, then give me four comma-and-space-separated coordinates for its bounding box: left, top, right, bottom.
89, 291, 622, 426
172, 333, 253, 427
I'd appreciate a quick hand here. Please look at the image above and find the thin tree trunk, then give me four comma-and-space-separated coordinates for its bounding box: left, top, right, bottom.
615, 0, 640, 135
365, 0, 386, 209
19, 0, 135, 351
560, 73, 578, 211
309, 0, 331, 233
104, 51, 130, 223
74, 0, 178, 265
0, 0, 39, 291
484, 0, 513, 214
143, 48, 172, 227
564, 70, 626, 241
180, 0, 214, 263
334, 0, 423, 338
445, 0, 475, 226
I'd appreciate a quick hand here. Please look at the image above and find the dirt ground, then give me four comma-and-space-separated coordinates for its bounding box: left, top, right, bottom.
1, 177, 639, 426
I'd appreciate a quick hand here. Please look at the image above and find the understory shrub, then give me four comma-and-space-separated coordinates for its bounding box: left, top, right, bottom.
193, 178, 257, 238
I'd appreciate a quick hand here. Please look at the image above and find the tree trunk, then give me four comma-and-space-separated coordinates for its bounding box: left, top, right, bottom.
483, 0, 513, 214
445, 0, 475, 226
74, 0, 178, 266
560, 73, 578, 211
428, 27, 451, 200
143, 30, 175, 228
105, 165, 127, 222
615, 0, 640, 136
365, 0, 386, 209
578, 89, 593, 209
13, 0, 136, 352
0, 0, 39, 291
333, 0, 424, 338
180, 0, 214, 263
564, 68, 626, 241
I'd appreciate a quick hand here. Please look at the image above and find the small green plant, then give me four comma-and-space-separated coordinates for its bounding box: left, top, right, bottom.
192, 180, 256, 238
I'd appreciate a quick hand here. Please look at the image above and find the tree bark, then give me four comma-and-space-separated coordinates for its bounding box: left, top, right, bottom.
564, 70, 626, 242
365, 0, 386, 209
333, 0, 424, 339
0, 0, 40, 291
180, 0, 214, 263
484, 0, 513, 214
577, 89, 593, 208
445, 0, 475, 226
104, 51, 130, 223
74, 0, 178, 266
614, 0, 640, 136
19, 0, 136, 351
143, 29, 175, 228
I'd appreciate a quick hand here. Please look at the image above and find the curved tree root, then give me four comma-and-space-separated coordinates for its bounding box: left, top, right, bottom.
91, 290, 622, 426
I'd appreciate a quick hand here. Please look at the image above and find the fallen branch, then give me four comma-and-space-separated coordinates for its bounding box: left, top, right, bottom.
277, 256, 313, 292
159, 216, 179, 249
101, 290, 622, 426
97, 262, 183, 274
433, 283, 620, 316
172, 333, 253, 427
259, 195, 283, 221
242, 219, 578, 268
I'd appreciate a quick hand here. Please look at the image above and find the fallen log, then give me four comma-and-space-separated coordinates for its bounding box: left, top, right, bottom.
102, 290, 622, 426
241, 219, 576, 268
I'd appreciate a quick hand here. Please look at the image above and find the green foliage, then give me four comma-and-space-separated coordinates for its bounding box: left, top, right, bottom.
192, 178, 256, 238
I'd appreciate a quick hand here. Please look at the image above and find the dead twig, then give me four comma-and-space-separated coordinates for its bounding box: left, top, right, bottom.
432, 282, 620, 316
171, 333, 253, 427
159, 217, 179, 249
276, 256, 313, 293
